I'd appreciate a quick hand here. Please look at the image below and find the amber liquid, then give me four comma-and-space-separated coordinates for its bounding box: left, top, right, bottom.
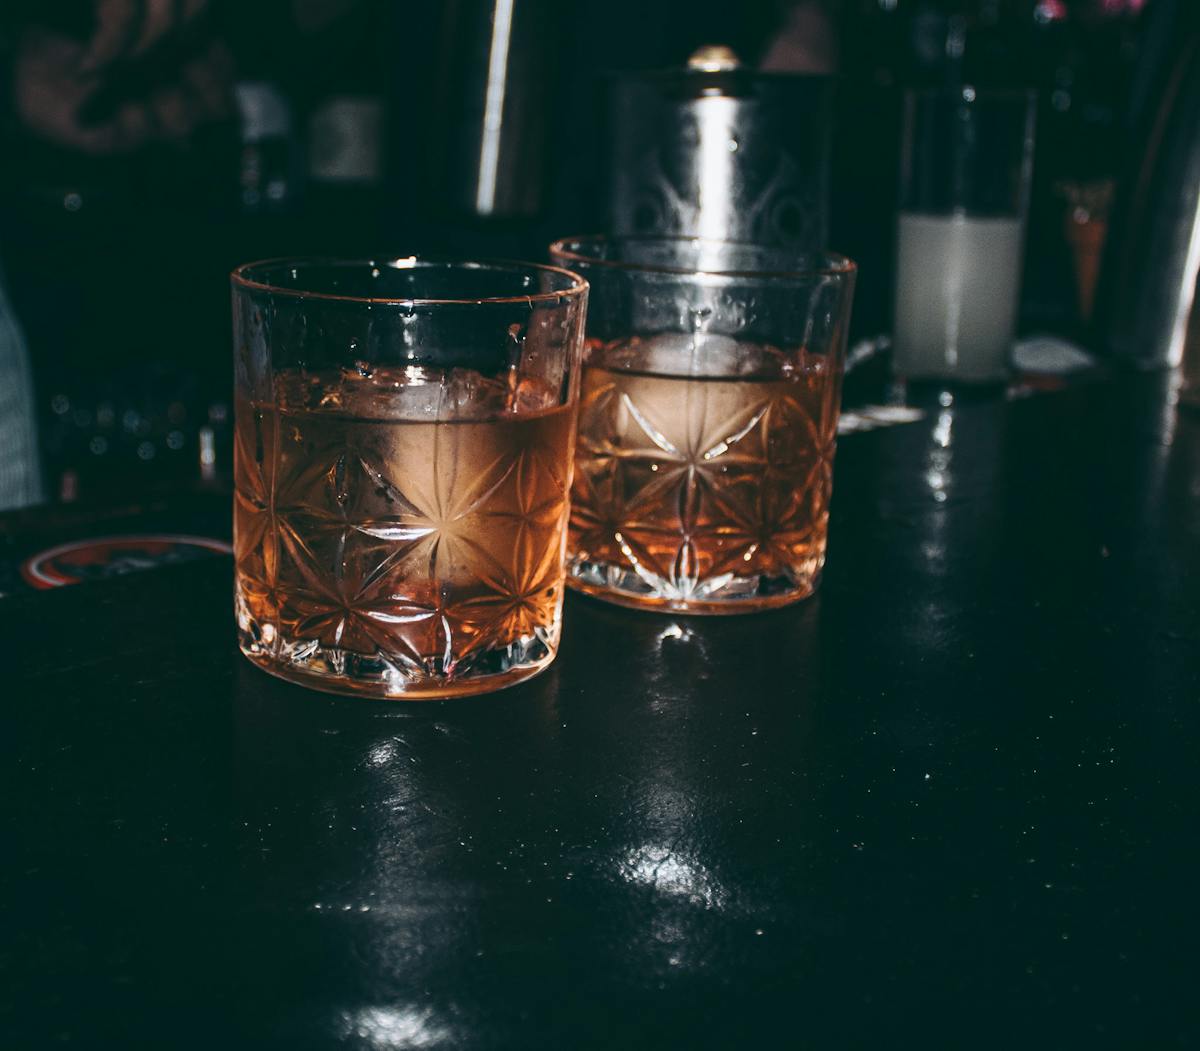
569, 337, 841, 612
234, 366, 575, 698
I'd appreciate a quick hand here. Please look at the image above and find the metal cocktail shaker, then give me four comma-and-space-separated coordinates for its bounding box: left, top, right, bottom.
607, 47, 833, 249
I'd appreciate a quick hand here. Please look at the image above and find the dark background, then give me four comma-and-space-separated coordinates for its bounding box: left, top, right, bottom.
0, 0, 1155, 500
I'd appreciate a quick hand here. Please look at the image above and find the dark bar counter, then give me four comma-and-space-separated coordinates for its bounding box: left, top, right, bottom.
2, 375, 1198, 1048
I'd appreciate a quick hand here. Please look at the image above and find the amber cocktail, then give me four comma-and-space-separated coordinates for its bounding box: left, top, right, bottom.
231, 259, 588, 698
549, 238, 855, 614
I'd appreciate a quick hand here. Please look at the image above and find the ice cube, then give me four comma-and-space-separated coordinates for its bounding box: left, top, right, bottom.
508, 377, 558, 414
600, 333, 791, 379
442, 368, 510, 417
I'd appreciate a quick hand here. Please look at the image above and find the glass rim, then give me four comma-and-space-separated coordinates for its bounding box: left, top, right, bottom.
548, 235, 856, 280
230, 256, 589, 306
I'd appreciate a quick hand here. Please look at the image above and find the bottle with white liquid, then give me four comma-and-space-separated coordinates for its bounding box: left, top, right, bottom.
892, 87, 1036, 385
894, 211, 1025, 382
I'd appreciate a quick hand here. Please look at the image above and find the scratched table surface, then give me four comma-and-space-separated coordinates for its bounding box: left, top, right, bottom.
2, 375, 1198, 1049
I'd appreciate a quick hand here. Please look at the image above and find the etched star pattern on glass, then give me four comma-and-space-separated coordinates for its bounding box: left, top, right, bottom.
231, 258, 586, 698
235, 369, 575, 695
549, 237, 855, 613
568, 347, 839, 609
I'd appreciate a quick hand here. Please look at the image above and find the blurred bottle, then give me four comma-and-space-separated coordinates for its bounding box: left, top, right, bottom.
419, 0, 549, 221
1182, 271, 1200, 411
1027, 0, 1144, 335
236, 82, 301, 215
308, 96, 383, 188
1097, 0, 1200, 370
294, 4, 389, 252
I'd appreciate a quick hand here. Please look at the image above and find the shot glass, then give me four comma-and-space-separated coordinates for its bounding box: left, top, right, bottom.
893, 87, 1037, 385
232, 258, 588, 699
549, 236, 856, 614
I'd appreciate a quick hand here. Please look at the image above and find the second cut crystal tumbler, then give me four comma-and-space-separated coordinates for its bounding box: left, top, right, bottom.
549, 236, 855, 614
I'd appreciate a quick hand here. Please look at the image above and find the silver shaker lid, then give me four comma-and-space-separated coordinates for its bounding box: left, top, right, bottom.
607, 46, 834, 248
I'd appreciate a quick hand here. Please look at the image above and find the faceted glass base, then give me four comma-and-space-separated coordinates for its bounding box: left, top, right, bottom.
566, 557, 820, 615
236, 586, 558, 700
